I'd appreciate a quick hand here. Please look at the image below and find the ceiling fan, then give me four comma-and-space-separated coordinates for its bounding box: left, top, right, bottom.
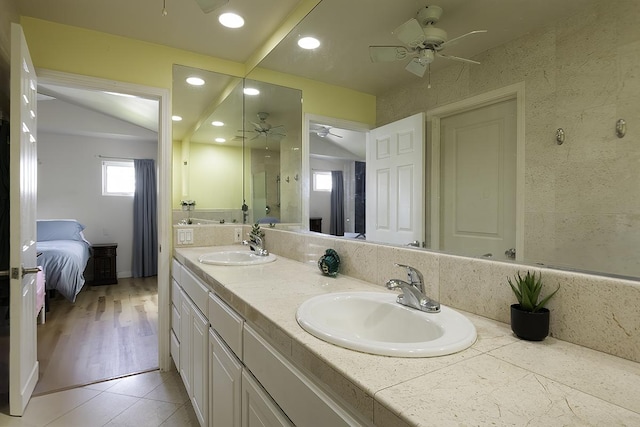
369, 5, 486, 81
310, 126, 343, 138
245, 112, 287, 140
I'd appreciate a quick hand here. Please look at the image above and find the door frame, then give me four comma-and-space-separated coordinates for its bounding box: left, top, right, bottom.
302, 114, 370, 231
35, 69, 172, 372
426, 82, 525, 260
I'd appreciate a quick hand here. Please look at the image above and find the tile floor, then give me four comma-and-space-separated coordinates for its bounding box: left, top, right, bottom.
0, 367, 199, 427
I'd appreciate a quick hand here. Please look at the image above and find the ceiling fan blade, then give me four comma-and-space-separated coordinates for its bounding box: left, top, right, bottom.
369, 46, 410, 62
250, 121, 264, 131
439, 30, 487, 49
328, 132, 343, 138
405, 58, 427, 77
393, 18, 426, 48
193, 0, 229, 13
270, 125, 286, 131
436, 52, 481, 65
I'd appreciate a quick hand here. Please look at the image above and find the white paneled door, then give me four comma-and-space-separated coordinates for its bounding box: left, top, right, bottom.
440, 98, 517, 260
366, 113, 424, 246
9, 23, 39, 416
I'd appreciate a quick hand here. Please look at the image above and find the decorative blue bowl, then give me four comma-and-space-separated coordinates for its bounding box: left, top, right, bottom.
318, 249, 340, 277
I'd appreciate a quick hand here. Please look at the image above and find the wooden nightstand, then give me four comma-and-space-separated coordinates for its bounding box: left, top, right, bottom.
90, 243, 118, 286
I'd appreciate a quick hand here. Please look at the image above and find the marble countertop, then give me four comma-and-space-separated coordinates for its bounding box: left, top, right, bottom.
175, 246, 640, 426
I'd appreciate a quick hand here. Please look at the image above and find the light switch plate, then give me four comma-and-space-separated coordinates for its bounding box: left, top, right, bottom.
177, 228, 194, 245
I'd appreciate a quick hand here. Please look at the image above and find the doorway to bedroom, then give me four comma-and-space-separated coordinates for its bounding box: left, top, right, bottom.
33, 78, 161, 395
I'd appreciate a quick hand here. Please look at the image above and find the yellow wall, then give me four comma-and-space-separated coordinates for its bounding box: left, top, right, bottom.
188, 142, 244, 209
248, 68, 376, 126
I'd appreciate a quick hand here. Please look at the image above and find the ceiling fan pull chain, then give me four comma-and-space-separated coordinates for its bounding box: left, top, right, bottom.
427, 63, 431, 89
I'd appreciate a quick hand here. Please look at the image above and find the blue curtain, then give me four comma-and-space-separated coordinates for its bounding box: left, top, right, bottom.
133, 159, 157, 277
330, 171, 344, 236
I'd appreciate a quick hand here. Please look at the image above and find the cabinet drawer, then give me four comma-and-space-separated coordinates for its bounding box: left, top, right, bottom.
244, 325, 365, 427
171, 258, 182, 284
171, 279, 182, 308
241, 369, 293, 427
171, 303, 181, 338
181, 268, 209, 318
209, 293, 243, 359
170, 329, 180, 368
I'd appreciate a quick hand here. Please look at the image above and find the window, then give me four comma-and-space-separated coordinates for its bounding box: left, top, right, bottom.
313, 171, 332, 192
102, 160, 135, 196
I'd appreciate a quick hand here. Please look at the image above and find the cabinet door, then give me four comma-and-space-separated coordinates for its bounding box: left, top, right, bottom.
192, 306, 209, 427
209, 329, 242, 427
179, 290, 193, 396
241, 370, 293, 427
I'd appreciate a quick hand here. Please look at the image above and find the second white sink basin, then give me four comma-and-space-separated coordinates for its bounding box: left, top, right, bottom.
198, 250, 277, 266
296, 292, 476, 357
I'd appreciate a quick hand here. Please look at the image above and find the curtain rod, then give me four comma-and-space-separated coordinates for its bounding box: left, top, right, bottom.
98, 154, 145, 161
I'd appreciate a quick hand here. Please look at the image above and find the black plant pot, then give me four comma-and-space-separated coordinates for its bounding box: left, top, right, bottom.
510, 304, 550, 341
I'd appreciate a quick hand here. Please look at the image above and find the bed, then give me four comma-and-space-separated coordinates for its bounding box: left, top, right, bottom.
36, 220, 91, 302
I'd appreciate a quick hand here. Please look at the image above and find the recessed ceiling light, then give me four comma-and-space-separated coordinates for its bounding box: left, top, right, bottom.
186, 76, 205, 86
172, 115, 183, 121
298, 36, 320, 50
243, 87, 259, 96
215, 138, 226, 143
211, 121, 224, 127
219, 12, 244, 28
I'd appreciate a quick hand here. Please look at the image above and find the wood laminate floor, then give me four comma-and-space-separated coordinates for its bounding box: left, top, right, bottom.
34, 277, 159, 396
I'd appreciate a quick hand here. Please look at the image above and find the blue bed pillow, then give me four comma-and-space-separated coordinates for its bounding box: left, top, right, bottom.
37, 220, 86, 242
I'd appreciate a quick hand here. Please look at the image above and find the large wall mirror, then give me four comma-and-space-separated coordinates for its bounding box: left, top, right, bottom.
172, 66, 302, 225
255, 0, 640, 280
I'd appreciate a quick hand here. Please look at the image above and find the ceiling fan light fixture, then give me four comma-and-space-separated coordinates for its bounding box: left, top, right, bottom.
419, 49, 435, 64
219, 12, 244, 28
298, 36, 320, 50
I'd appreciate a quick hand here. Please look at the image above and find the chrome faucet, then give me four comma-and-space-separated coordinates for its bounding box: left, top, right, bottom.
385, 263, 440, 313
242, 234, 269, 256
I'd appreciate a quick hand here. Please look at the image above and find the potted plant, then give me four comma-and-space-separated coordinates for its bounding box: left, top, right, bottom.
507, 271, 559, 341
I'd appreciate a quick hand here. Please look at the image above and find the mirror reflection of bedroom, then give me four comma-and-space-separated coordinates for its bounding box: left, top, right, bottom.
309, 120, 367, 237
32, 83, 160, 395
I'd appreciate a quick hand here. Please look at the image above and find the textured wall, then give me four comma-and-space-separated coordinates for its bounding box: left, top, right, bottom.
376, 0, 640, 278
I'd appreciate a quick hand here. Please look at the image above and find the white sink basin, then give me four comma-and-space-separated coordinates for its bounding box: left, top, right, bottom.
198, 251, 277, 266
296, 292, 476, 357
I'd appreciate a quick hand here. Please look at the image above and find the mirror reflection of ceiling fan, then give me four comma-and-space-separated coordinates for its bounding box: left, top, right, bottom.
243, 112, 287, 141
369, 5, 486, 84
310, 126, 343, 138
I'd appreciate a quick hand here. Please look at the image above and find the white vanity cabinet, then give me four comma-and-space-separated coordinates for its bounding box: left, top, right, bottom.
209, 328, 242, 427
241, 370, 294, 427
172, 261, 209, 427
173, 257, 367, 427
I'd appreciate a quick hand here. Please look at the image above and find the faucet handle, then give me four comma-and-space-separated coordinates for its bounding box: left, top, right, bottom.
394, 263, 424, 291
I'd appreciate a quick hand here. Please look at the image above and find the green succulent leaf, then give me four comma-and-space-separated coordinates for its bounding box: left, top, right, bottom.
507, 271, 559, 312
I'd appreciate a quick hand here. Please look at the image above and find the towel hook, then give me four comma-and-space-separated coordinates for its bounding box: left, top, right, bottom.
616, 119, 626, 138
555, 128, 565, 145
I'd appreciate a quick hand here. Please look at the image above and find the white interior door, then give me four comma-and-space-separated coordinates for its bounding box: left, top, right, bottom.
366, 113, 424, 246
9, 23, 39, 415
439, 98, 517, 259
